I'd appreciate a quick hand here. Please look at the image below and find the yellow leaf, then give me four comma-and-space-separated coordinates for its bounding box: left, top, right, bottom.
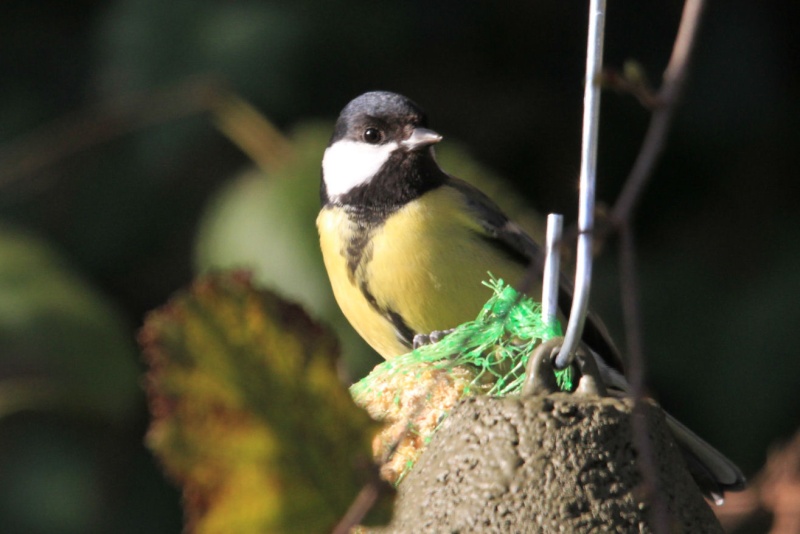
139, 272, 388, 533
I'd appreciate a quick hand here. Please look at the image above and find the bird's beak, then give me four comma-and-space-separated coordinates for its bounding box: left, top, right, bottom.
401, 127, 442, 150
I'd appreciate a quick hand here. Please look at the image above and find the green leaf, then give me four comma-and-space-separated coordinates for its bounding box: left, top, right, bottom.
139, 272, 389, 533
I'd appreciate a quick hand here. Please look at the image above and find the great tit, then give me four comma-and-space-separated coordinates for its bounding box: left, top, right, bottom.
317, 91, 744, 501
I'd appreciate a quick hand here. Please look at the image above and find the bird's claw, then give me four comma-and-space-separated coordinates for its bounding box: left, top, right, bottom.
412, 328, 455, 349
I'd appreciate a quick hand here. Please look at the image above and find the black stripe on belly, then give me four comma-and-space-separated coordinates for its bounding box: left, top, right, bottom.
359, 280, 415, 349
341, 207, 387, 281
386, 311, 415, 348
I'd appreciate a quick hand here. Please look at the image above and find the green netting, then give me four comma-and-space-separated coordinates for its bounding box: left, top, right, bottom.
351, 275, 572, 400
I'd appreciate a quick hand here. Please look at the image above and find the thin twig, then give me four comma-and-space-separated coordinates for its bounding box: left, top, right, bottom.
611, 1, 709, 531
0, 77, 292, 193
0, 78, 223, 189
331, 475, 387, 534
611, 0, 708, 224
602, 65, 660, 109
619, 225, 670, 533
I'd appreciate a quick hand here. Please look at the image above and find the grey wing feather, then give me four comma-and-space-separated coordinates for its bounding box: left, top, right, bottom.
664, 412, 747, 502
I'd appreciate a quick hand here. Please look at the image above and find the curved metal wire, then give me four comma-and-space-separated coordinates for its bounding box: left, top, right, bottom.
554, 0, 607, 370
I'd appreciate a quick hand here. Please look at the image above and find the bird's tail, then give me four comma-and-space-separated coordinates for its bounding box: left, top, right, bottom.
664, 412, 746, 504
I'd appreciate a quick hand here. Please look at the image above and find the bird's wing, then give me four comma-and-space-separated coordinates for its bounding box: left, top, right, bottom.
447, 177, 625, 374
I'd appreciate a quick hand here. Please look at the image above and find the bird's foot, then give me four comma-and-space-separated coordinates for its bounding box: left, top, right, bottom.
412, 328, 455, 349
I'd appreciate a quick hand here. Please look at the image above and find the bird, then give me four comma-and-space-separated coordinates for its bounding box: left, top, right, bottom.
316, 90, 745, 502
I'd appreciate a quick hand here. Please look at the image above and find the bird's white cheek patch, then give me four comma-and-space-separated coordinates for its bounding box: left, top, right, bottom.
322, 140, 398, 199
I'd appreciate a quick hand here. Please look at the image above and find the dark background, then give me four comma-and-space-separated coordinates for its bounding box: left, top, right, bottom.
1, 1, 798, 532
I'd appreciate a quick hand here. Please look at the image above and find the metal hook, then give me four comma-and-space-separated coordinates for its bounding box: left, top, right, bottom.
521, 337, 562, 396
554, 0, 607, 370
574, 346, 608, 397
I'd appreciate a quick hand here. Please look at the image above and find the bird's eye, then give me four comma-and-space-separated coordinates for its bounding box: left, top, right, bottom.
363, 127, 383, 144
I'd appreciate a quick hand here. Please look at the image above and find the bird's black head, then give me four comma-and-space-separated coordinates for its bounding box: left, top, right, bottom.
329, 91, 428, 146
321, 91, 446, 211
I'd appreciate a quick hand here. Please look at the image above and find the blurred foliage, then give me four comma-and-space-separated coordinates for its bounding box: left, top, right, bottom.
0, 0, 798, 532
140, 272, 389, 532
192, 123, 378, 375
0, 226, 140, 419
0, 227, 160, 533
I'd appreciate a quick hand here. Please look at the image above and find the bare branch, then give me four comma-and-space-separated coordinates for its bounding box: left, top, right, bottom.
0, 77, 292, 193
611, 0, 708, 224
0, 78, 222, 189
610, 2, 710, 531
331, 475, 388, 534
620, 225, 671, 533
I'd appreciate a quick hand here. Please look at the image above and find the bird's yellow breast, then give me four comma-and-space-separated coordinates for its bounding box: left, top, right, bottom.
317, 186, 529, 359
